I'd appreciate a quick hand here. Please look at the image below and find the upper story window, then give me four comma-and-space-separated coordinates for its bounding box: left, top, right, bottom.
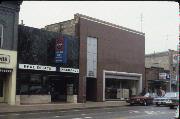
0, 24, 3, 48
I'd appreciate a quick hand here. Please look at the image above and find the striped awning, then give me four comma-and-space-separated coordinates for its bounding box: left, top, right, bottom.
0, 68, 13, 73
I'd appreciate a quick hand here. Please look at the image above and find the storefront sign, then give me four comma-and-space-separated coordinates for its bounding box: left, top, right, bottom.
0, 54, 10, 63
60, 67, 79, 73
19, 64, 56, 71
159, 73, 170, 80
173, 54, 179, 65
55, 36, 67, 64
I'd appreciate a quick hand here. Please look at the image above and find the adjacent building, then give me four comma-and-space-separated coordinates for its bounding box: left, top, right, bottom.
145, 67, 170, 93
0, 1, 22, 105
145, 49, 179, 92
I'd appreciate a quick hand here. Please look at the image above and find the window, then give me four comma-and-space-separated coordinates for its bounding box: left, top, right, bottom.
0, 24, 3, 48
18, 73, 49, 95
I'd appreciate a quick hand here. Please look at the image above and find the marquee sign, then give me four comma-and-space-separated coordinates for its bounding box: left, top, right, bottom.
19, 64, 56, 71
60, 67, 79, 73
0, 54, 10, 64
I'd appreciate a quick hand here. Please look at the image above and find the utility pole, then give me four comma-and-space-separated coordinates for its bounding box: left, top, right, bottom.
140, 13, 143, 32
177, 44, 179, 92
166, 34, 168, 51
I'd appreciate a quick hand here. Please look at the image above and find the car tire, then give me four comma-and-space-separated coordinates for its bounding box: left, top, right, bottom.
130, 103, 134, 106
170, 105, 174, 109
156, 103, 160, 106
143, 100, 147, 106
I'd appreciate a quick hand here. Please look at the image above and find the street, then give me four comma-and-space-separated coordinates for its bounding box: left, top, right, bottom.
0, 105, 176, 119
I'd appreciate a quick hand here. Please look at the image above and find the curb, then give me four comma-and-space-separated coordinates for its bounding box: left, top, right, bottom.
0, 103, 128, 114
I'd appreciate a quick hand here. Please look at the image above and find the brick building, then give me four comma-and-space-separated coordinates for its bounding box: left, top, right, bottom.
15, 13, 145, 104
45, 13, 145, 102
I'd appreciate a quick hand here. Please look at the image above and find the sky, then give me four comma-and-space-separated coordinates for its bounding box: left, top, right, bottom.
19, 1, 179, 54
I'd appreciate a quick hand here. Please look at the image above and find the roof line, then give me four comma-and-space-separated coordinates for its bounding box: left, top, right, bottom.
74, 13, 145, 36
45, 19, 74, 28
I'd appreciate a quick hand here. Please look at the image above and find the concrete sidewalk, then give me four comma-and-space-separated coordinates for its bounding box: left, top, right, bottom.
0, 101, 128, 113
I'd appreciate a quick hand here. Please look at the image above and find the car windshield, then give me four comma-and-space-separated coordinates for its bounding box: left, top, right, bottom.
164, 92, 176, 97
144, 93, 157, 97
144, 93, 150, 97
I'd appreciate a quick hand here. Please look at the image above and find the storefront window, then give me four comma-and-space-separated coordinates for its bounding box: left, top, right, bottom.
0, 24, 3, 48
18, 73, 49, 95
29, 74, 41, 94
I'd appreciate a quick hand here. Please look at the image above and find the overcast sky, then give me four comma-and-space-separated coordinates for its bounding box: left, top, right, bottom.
19, 1, 179, 54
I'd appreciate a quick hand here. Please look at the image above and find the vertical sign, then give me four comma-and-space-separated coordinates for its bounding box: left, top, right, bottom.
86, 37, 97, 78
55, 36, 67, 64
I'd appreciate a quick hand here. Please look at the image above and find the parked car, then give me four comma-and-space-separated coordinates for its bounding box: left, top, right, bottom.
174, 105, 179, 119
167, 92, 179, 109
153, 92, 178, 106
126, 93, 156, 106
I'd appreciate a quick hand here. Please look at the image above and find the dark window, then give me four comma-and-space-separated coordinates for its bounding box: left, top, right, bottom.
0, 80, 3, 97
18, 73, 49, 95
0, 24, 3, 48
173, 67, 176, 71
19, 73, 30, 95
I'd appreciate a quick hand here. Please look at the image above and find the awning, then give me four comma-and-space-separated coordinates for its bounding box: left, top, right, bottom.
105, 74, 140, 80
0, 68, 13, 73
148, 80, 169, 83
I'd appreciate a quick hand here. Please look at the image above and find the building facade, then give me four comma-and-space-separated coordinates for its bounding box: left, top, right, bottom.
0, 1, 21, 105
15, 13, 145, 104
45, 14, 145, 102
17, 25, 79, 104
145, 49, 179, 92
145, 67, 170, 93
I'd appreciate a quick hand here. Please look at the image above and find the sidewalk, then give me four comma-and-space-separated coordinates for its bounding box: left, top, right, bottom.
0, 101, 128, 113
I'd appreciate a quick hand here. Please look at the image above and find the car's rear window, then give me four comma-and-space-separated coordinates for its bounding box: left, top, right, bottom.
164, 93, 176, 97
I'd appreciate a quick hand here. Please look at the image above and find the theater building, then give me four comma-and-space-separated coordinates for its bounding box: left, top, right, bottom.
0, 1, 21, 105
16, 25, 79, 104
45, 14, 145, 102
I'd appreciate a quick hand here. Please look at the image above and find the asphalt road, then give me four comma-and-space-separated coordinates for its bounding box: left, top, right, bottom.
0, 105, 176, 119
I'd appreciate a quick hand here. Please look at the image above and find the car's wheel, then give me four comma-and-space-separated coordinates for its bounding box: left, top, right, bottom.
143, 100, 147, 106
170, 105, 174, 109
130, 103, 134, 106
156, 102, 160, 106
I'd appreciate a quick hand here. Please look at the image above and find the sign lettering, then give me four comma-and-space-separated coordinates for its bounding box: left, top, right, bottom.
19, 64, 56, 71
60, 67, 79, 73
0, 54, 10, 63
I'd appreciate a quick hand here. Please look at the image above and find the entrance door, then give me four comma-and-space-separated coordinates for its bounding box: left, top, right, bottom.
86, 77, 96, 101
49, 76, 67, 102
0, 78, 4, 102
